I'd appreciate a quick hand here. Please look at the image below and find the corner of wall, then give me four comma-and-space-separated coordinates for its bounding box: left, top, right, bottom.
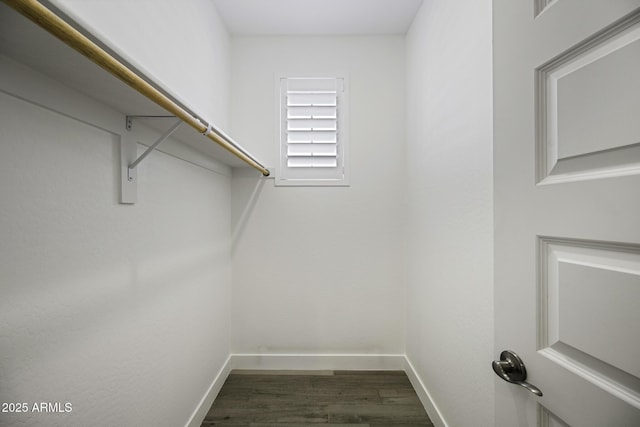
185, 354, 233, 427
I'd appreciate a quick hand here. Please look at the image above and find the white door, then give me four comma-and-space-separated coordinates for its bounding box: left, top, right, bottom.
493, 0, 640, 425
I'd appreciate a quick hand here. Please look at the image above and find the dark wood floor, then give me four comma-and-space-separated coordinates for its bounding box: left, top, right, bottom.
201, 370, 433, 427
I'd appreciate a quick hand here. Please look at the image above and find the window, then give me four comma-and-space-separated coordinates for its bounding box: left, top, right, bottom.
276, 76, 349, 186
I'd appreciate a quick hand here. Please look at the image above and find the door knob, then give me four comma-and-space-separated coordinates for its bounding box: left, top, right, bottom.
492, 350, 543, 396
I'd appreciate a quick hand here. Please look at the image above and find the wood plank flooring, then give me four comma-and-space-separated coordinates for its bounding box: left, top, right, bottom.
201, 370, 433, 427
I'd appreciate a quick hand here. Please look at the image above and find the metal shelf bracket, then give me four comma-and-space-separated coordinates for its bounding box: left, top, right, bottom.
126, 115, 175, 131
120, 116, 182, 204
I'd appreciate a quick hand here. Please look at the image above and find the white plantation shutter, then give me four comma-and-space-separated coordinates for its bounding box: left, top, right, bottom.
277, 77, 348, 185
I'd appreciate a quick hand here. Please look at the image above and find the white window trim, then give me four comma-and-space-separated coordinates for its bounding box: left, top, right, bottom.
274, 74, 350, 187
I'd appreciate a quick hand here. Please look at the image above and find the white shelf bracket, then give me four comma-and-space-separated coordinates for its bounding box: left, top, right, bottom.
120, 117, 182, 204
125, 115, 175, 131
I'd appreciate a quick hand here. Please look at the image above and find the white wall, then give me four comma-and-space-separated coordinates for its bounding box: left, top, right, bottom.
405, 1, 494, 426
51, 0, 231, 128
230, 36, 407, 356
0, 1, 497, 424
0, 2, 232, 426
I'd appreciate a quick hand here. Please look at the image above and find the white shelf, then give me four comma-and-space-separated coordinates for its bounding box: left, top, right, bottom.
0, 2, 250, 169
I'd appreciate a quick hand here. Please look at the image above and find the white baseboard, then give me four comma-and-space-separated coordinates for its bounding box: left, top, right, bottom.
403, 356, 448, 427
186, 353, 447, 427
230, 353, 406, 371
185, 354, 233, 427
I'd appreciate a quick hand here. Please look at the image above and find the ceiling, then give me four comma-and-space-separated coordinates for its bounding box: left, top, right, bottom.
212, 0, 424, 36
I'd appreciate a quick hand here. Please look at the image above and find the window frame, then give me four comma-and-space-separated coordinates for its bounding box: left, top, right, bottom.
275, 74, 350, 187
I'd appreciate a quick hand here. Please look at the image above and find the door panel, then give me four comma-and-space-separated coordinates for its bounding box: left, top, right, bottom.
494, 0, 640, 426
537, 12, 640, 184
539, 238, 640, 407
538, 405, 570, 427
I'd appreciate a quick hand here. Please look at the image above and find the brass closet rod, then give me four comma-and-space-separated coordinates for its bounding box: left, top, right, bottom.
4, 0, 270, 176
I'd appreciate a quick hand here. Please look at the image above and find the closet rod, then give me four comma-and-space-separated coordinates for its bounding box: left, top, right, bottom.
4, 0, 270, 176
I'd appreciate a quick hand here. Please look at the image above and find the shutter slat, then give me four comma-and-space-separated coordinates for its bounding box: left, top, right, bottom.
287, 105, 337, 119
288, 93, 337, 107
287, 90, 337, 94
288, 144, 337, 157
288, 131, 337, 144
288, 157, 338, 168
288, 121, 336, 130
